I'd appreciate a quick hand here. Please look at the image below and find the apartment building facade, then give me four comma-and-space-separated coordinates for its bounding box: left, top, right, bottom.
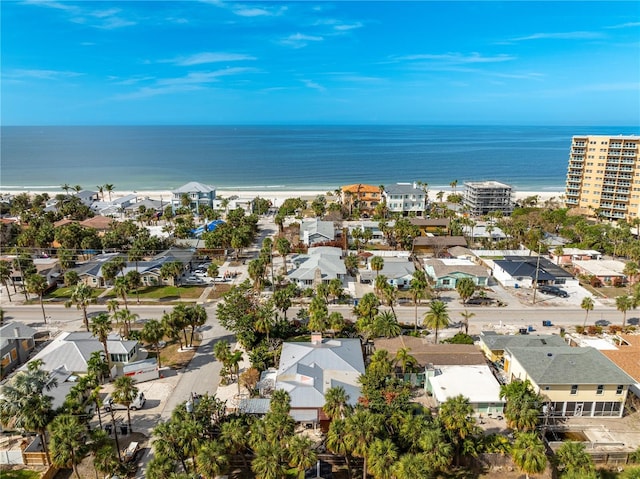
565, 135, 640, 221
463, 181, 514, 217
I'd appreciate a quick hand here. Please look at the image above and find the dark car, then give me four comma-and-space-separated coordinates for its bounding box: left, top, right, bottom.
466, 297, 494, 305
537, 285, 569, 298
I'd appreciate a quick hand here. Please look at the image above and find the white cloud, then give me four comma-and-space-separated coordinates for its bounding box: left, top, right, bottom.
24, 0, 136, 29
4, 68, 83, 80
156, 67, 257, 86
606, 22, 640, 29
280, 33, 324, 49
396, 52, 516, 64
169, 52, 256, 66
314, 18, 364, 32
511, 31, 604, 41
301, 79, 326, 92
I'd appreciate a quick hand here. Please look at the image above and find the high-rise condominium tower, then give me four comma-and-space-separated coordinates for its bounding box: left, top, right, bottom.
565, 135, 640, 221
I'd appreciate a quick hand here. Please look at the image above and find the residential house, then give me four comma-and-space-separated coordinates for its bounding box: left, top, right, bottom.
383, 183, 427, 217
463, 181, 514, 217
275, 335, 365, 426
478, 331, 568, 364
124, 197, 165, 217
373, 337, 503, 415
549, 248, 602, 265
299, 218, 335, 246
213, 197, 254, 216
600, 335, 640, 397
288, 247, 347, 288
345, 220, 392, 245
26, 331, 140, 377
340, 184, 382, 217
74, 252, 122, 288
492, 255, 577, 288
572, 259, 627, 286
422, 258, 490, 289
409, 218, 450, 236
505, 345, 635, 418
412, 236, 467, 256
447, 246, 477, 262
429, 365, 506, 416
359, 256, 415, 289
171, 181, 216, 214
461, 222, 507, 243
0, 322, 37, 379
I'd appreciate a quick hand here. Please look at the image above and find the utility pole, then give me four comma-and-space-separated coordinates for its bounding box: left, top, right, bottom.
532, 239, 542, 305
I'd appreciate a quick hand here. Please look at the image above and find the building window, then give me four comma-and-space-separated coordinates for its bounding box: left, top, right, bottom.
616, 385, 624, 395
596, 385, 604, 395
570, 385, 578, 395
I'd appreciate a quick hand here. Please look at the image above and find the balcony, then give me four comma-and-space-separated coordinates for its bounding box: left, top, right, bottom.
565, 198, 578, 205
623, 143, 638, 149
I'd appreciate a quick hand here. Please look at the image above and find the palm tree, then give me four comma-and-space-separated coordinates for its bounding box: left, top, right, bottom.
409, 270, 428, 331
554, 441, 596, 478
511, 431, 548, 479
26, 273, 49, 323
252, 441, 289, 479
373, 310, 401, 338
112, 375, 139, 433
324, 386, 352, 420
196, 440, 229, 479
456, 277, 476, 304
308, 295, 328, 333
126, 270, 142, 304
48, 414, 86, 479
581, 296, 595, 331
97, 185, 105, 201
142, 319, 165, 368
113, 276, 130, 310
0, 260, 13, 302
418, 427, 453, 472
345, 410, 381, 479
275, 236, 290, 274
254, 309, 275, 342
392, 453, 430, 479
423, 300, 450, 344
367, 438, 398, 479
89, 313, 112, 368
104, 183, 114, 201
0, 361, 57, 463
288, 435, 317, 479
459, 309, 475, 335
220, 418, 251, 471
616, 294, 633, 328
394, 347, 418, 375
326, 419, 354, 479
65, 283, 95, 331
438, 394, 477, 466
228, 350, 244, 394
370, 255, 384, 276
61, 183, 70, 195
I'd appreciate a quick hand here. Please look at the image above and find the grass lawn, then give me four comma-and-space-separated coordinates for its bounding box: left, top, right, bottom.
46, 286, 104, 300
103, 285, 205, 302
160, 337, 202, 369
1, 470, 42, 479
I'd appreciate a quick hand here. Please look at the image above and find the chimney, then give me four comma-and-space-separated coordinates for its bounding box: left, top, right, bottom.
14, 327, 21, 338
311, 332, 322, 345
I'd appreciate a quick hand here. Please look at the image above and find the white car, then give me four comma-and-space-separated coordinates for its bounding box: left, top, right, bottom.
104, 392, 146, 412
184, 276, 202, 284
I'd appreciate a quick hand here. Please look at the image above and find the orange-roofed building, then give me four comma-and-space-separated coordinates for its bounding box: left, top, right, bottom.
340, 184, 383, 218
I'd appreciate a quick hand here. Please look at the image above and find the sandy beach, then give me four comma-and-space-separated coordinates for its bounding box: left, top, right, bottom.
1, 187, 564, 209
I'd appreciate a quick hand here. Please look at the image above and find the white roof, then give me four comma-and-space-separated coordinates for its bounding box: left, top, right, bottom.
429, 365, 505, 405
557, 248, 601, 256
572, 259, 626, 277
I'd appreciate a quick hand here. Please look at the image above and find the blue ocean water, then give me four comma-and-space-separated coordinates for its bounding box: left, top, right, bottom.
2, 125, 638, 193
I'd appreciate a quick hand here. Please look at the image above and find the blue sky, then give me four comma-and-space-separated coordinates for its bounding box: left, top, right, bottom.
2, 1, 639, 125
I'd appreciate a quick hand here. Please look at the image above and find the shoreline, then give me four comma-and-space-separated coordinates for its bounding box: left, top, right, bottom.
0, 187, 565, 208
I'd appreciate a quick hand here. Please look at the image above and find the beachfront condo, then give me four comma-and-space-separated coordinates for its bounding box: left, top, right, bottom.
462, 180, 514, 217
565, 135, 640, 221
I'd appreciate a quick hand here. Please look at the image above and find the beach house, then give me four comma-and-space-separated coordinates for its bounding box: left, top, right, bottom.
340, 184, 383, 217
171, 181, 216, 214
383, 183, 427, 216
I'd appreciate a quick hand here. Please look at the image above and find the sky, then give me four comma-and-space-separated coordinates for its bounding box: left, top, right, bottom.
2, 1, 639, 125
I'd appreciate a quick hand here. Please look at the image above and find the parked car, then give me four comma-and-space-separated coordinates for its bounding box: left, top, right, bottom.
123, 441, 140, 463
104, 392, 146, 412
184, 276, 202, 284
466, 297, 494, 305
537, 285, 569, 298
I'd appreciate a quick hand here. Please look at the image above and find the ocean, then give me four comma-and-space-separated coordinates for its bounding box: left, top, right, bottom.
2, 125, 639, 193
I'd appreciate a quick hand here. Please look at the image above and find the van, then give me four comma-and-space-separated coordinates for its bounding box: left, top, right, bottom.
104, 391, 146, 412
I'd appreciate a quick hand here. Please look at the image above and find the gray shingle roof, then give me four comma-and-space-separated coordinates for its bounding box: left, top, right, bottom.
0, 322, 37, 349
289, 247, 346, 281
508, 346, 636, 385
480, 333, 567, 352
171, 182, 216, 194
